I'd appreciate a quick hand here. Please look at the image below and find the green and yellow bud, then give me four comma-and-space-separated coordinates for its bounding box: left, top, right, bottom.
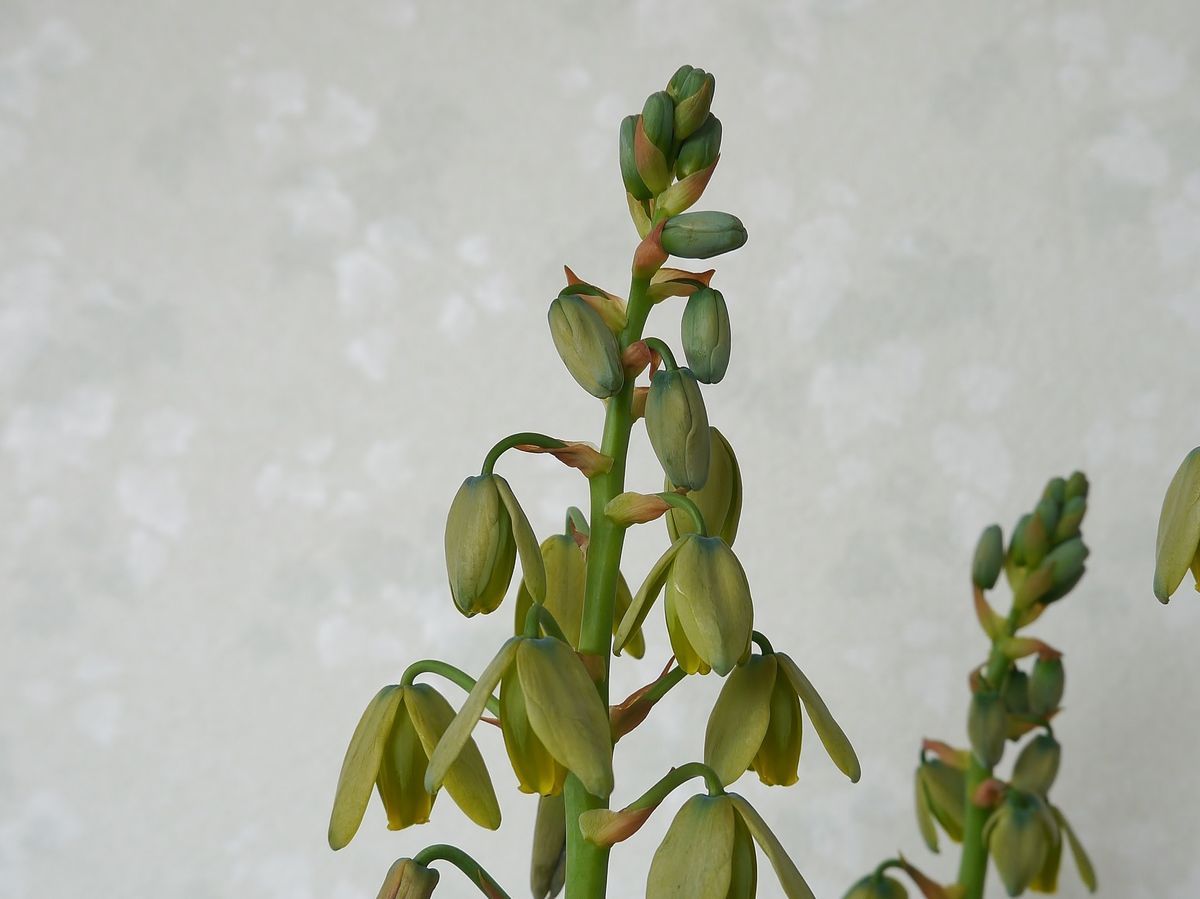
673, 69, 716, 140
1038, 537, 1089, 604
682, 287, 732, 384
1064, 470, 1089, 501
500, 661, 569, 796
1052, 495, 1086, 543
1042, 476, 1066, 506
646, 367, 711, 489
665, 535, 753, 675
1028, 657, 1064, 718
844, 875, 909, 899
530, 793, 567, 899
445, 475, 516, 617
1011, 733, 1061, 796
548, 294, 625, 398
1002, 669, 1030, 717
328, 684, 501, 850
984, 791, 1056, 897
1154, 446, 1200, 602
676, 114, 722, 180
967, 690, 1007, 767
376, 858, 440, 899
666, 426, 742, 545
633, 116, 672, 195
972, 524, 1004, 590
619, 115, 653, 201
662, 211, 748, 259
641, 91, 676, 158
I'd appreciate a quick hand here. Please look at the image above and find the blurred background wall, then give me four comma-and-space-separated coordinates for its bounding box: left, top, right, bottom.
2, 1, 1199, 896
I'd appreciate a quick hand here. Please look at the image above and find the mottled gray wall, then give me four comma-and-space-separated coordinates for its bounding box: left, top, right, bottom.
2, 1, 1199, 897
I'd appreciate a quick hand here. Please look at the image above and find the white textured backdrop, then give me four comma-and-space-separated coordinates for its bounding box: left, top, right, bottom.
3, 1, 1200, 897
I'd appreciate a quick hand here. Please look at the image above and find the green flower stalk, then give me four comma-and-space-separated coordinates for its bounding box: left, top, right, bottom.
329, 64, 859, 899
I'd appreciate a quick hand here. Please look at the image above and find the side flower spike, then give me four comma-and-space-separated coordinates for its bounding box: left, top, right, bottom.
426, 637, 614, 799
445, 473, 545, 617
704, 647, 861, 786
328, 684, 501, 850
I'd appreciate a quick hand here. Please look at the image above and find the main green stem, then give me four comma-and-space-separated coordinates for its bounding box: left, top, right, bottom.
565, 274, 653, 899
956, 605, 1021, 899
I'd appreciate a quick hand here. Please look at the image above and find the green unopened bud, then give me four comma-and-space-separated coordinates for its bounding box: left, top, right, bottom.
1022, 512, 1049, 568
530, 793, 567, 899
673, 69, 716, 140
968, 690, 1007, 767
1053, 495, 1086, 542
646, 795, 756, 899
641, 92, 675, 157
1028, 657, 1064, 717
548, 294, 624, 398
445, 475, 516, 617
646, 367, 711, 490
1040, 537, 1089, 601
1042, 476, 1066, 506
619, 115, 653, 201
1009, 513, 1032, 567
1034, 497, 1060, 547
1154, 446, 1200, 602
681, 287, 731, 384
377, 858, 440, 899
844, 874, 909, 899
666, 426, 742, 545
920, 759, 966, 841
665, 535, 753, 675
985, 791, 1055, 897
1002, 669, 1030, 716
972, 524, 1004, 590
1064, 470, 1089, 501
676, 114, 722, 180
661, 211, 748, 259
1012, 733, 1061, 796
667, 65, 697, 99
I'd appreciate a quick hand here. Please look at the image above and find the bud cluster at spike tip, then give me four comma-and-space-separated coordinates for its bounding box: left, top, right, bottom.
1000, 472, 1090, 617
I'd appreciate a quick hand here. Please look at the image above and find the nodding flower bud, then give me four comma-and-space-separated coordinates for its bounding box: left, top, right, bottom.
641, 91, 676, 159
672, 68, 716, 140
972, 524, 1004, 590
675, 115, 722, 180
968, 690, 1008, 767
984, 791, 1057, 897
444, 475, 513, 617
548, 294, 624, 399
1011, 733, 1061, 796
619, 114, 653, 201
665, 535, 753, 676
666, 426, 742, 546
1028, 656, 1065, 717
1002, 668, 1031, 716
530, 794, 567, 899
1065, 469, 1089, 500
681, 287, 731, 384
646, 367, 711, 491
1154, 446, 1200, 602
661, 211, 748, 259
376, 858, 440, 899
647, 795, 756, 899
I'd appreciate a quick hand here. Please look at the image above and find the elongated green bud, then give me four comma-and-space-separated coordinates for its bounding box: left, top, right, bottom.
1053, 495, 1086, 542
666, 426, 742, 545
1065, 469, 1089, 500
1039, 537, 1089, 601
646, 367, 711, 490
548, 294, 624, 398
673, 69, 715, 139
1042, 476, 1066, 506
667, 65, 697, 99
681, 287, 731, 384
972, 524, 1004, 589
1002, 669, 1030, 716
661, 211, 748, 259
1034, 497, 1059, 546
641, 91, 675, 158
619, 115, 653, 201
1028, 656, 1064, 717
1022, 512, 1049, 568
445, 475, 517, 617
530, 793, 567, 899
1154, 446, 1200, 602
676, 114, 722, 180
1009, 513, 1032, 567
968, 690, 1007, 767
1012, 733, 1061, 796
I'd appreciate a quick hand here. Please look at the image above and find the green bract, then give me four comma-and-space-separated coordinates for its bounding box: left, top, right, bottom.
646, 367, 711, 490
666, 426, 742, 545
667, 535, 753, 675
661, 211, 748, 259
682, 287, 731, 384
548, 294, 624, 399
